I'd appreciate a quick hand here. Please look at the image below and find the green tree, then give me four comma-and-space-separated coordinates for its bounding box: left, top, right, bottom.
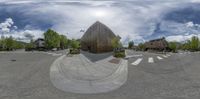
59, 35, 68, 49
138, 43, 145, 51
190, 36, 199, 51
169, 42, 177, 52
111, 37, 122, 49
70, 39, 80, 49
4, 36, 15, 51
44, 29, 60, 49
128, 41, 134, 49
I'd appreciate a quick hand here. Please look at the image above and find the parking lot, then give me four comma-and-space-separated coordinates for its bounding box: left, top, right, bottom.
0, 50, 200, 99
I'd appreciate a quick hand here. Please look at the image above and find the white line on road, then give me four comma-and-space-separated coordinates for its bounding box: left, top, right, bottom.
131, 58, 143, 66
166, 54, 171, 57
148, 57, 154, 63
162, 55, 168, 58
157, 56, 163, 60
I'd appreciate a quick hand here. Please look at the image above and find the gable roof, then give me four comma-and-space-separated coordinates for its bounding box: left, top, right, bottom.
81, 21, 116, 43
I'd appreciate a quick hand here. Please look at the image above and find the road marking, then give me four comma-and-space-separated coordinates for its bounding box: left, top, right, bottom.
131, 58, 143, 66
47, 52, 53, 55
166, 54, 171, 57
148, 57, 154, 63
157, 56, 163, 60
162, 55, 168, 58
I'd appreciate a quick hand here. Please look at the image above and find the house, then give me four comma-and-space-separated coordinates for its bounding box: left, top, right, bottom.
81, 21, 118, 53
144, 37, 169, 51
34, 38, 45, 49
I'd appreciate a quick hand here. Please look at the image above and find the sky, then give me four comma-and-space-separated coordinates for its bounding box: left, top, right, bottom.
0, 0, 200, 45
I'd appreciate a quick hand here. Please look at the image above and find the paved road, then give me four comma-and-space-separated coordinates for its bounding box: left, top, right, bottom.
1, 50, 200, 99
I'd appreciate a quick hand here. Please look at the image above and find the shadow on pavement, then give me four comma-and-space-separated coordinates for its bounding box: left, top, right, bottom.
81, 50, 113, 62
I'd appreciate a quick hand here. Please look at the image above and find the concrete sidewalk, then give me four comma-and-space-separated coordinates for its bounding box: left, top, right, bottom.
50, 53, 128, 94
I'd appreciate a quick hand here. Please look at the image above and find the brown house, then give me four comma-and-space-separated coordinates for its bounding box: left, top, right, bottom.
144, 37, 169, 51
81, 21, 117, 53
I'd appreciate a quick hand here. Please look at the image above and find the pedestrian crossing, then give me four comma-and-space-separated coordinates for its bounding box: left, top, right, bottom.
157, 56, 163, 60
131, 58, 143, 66
130, 54, 172, 66
148, 57, 154, 63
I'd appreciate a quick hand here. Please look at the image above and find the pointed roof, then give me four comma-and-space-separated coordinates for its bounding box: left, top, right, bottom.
81, 21, 116, 42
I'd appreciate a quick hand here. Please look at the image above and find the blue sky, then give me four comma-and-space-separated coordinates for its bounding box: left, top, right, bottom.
0, 0, 200, 45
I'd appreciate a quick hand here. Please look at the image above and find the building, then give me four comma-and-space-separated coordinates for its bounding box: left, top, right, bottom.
144, 37, 169, 51
81, 21, 117, 53
34, 38, 45, 49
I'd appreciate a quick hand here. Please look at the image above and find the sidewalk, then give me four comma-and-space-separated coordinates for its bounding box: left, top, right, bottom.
50, 52, 128, 94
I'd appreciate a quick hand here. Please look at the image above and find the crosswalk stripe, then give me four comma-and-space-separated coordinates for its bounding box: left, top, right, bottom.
131, 58, 143, 66
166, 54, 171, 57
157, 56, 163, 60
162, 55, 168, 58
148, 57, 154, 63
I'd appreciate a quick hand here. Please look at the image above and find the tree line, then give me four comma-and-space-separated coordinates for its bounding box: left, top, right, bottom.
26, 29, 80, 51
128, 36, 200, 52
168, 36, 200, 52
0, 36, 24, 51
0, 29, 80, 51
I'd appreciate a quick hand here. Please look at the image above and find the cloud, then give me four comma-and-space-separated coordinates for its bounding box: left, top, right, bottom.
0, 18, 14, 33
0, 1, 200, 44
166, 34, 200, 42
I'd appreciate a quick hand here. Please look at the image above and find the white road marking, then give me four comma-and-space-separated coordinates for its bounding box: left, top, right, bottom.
162, 55, 168, 58
166, 54, 171, 57
47, 52, 53, 55
148, 57, 154, 63
131, 58, 143, 66
157, 56, 163, 60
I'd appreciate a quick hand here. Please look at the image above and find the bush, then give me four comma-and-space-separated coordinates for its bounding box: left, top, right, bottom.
25, 43, 34, 51
113, 51, 125, 58
113, 47, 126, 58
69, 48, 80, 54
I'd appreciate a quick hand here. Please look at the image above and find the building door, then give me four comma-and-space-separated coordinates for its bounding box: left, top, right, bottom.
87, 46, 91, 52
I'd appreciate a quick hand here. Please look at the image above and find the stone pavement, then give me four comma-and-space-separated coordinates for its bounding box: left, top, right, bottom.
50, 52, 128, 94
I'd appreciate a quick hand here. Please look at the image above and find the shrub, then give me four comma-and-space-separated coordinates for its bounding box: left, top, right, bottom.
69, 48, 80, 54
114, 51, 125, 58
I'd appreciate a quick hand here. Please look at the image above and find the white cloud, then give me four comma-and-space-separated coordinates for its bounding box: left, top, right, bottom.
22, 1, 178, 42
186, 21, 194, 27
0, 1, 200, 44
166, 34, 200, 42
0, 18, 14, 33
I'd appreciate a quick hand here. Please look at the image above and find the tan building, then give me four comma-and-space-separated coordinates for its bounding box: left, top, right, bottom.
144, 37, 169, 51
81, 21, 117, 53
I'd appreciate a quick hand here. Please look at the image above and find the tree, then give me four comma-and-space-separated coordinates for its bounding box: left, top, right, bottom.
190, 36, 199, 51
59, 35, 68, 49
4, 36, 15, 51
70, 39, 80, 49
111, 37, 122, 49
138, 43, 145, 51
44, 29, 60, 49
128, 41, 134, 49
169, 42, 177, 52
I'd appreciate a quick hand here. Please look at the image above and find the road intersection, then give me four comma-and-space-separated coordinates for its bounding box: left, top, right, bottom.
1, 50, 200, 99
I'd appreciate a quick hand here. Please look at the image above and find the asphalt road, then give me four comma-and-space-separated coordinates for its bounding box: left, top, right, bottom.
1, 50, 200, 99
